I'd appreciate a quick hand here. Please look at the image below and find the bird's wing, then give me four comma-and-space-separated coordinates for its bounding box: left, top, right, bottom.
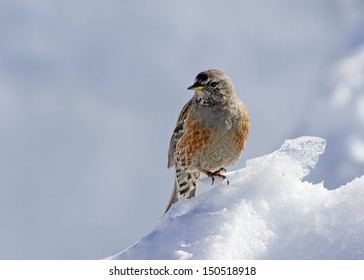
167, 98, 193, 168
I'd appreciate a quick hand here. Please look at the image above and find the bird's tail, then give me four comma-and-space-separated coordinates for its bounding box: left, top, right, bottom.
164, 168, 200, 213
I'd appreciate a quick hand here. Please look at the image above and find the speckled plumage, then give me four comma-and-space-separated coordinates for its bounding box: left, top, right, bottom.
165, 69, 249, 212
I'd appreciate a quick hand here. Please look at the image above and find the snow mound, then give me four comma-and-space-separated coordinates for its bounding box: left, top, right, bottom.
109, 136, 364, 260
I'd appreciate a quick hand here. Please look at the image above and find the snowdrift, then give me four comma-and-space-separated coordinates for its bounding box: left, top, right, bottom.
109, 136, 364, 260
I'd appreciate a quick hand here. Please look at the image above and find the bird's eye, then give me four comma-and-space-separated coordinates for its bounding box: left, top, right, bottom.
210, 82, 218, 88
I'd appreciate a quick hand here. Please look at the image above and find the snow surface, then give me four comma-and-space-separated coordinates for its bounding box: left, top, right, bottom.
109, 136, 364, 260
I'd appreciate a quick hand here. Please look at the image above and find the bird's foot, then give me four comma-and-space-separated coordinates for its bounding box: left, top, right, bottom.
200, 167, 229, 185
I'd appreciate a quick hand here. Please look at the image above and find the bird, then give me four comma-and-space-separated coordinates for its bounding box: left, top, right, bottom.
165, 69, 250, 213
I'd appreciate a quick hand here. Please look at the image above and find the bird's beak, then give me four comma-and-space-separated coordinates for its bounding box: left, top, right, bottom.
187, 81, 204, 91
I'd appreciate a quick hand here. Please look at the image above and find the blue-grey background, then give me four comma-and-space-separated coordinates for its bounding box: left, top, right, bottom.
1, 0, 364, 259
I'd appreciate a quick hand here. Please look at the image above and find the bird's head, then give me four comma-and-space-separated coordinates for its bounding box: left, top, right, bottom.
188, 69, 236, 106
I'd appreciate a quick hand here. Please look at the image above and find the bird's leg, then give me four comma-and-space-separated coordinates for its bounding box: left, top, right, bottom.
199, 167, 229, 185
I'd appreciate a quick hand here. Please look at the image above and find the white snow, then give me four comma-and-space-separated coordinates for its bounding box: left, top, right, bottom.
109, 136, 364, 260
348, 135, 364, 163
302, 45, 364, 187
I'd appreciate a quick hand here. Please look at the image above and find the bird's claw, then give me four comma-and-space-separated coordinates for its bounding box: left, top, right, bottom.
200, 167, 229, 185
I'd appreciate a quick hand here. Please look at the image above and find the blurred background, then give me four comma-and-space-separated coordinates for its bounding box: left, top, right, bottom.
1, 0, 364, 259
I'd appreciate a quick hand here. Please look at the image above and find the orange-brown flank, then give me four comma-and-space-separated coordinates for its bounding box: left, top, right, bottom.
176, 119, 211, 167
234, 113, 250, 154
